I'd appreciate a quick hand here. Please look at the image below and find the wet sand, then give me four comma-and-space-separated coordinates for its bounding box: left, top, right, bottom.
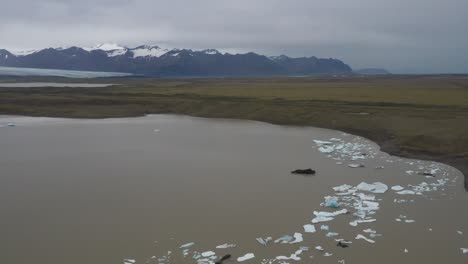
0, 115, 466, 264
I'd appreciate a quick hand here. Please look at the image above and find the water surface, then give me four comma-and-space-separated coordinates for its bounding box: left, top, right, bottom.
0, 82, 115, 88
0, 115, 466, 264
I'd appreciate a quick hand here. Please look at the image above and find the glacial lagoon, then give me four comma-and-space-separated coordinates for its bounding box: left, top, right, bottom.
0, 115, 466, 264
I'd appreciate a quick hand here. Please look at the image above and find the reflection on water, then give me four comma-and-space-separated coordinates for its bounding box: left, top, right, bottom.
0, 115, 466, 264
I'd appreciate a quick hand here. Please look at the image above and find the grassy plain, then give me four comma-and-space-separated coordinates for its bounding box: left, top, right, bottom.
1, 75, 467, 188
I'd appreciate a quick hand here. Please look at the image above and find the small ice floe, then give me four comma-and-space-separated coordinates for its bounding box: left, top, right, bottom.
375, 166, 385, 169
349, 219, 376, 227
356, 182, 388, 193
201, 251, 216, 257
405, 219, 415, 223
180, 242, 195, 248
348, 163, 364, 168
153, 129, 160, 132
216, 243, 236, 249
355, 234, 375, 244
457, 230, 463, 235
256, 237, 272, 245
404, 248, 408, 253
324, 252, 333, 257
7, 123, 16, 127
396, 190, 416, 195
363, 228, 376, 234
391, 185, 405, 191
274, 235, 293, 244
313, 140, 333, 145
315, 246, 324, 251
237, 253, 255, 262
428, 228, 433, 231
303, 224, 316, 233
290, 232, 304, 244
461, 248, 468, 254
312, 209, 348, 223
321, 225, 329, 231
406, 170, 415, 175
124, 259, 136, 264
326, 232, 339, 238
338, 260, 346, 264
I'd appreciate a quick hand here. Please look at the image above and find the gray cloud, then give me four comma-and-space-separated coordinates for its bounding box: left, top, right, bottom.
1, 0, 467, 73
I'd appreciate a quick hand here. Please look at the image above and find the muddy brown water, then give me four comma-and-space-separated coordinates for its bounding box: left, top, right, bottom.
0, 115, 467, 264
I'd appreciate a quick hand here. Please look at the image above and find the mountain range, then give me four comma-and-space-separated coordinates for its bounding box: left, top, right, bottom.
0, 44, 353, 77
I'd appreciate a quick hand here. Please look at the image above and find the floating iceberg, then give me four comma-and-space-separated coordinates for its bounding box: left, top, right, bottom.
312, 209, 348, 223
461, 248, 468, 254
333, 184, 353, 192
237, 253, 255, 262
396, 190, 416, 195
356, 182, 388, 193
256, 237, 272, 245
391, 185, 405, 191
315, 246, 324, 251
274, 235, 293, 244
326, 232, 339, 237
290, 232, 303, 244
124, 259, 136, 264
216, 243, 236, 249
180, 242, 195, 249
303, 224, 316, 233
355, 234, 375, 243
201, 251, 216, 257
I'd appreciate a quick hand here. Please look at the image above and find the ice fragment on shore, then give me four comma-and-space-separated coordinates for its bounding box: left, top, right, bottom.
237, 253, 255, 262
303, 224, 316, 233
180, 242, 195, 248
355, 234, 375, 243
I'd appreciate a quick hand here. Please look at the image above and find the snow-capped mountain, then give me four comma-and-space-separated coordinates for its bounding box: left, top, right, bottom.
0, 44, 353, 77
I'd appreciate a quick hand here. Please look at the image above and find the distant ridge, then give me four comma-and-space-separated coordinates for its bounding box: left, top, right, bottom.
0, 44, 352, 77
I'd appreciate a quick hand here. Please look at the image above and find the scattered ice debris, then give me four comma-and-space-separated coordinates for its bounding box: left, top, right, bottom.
275, 248, 308, 261
349, 219, 376, 227
321, 225, 329, 231
461, 248, 468, 254
216, 243, 236, 249
348, 163, 365, 168
180, 242, 195, 248
313, 137, 378, 161
290, 232, 304, 244
201, 251, 216, 257
333, 184, 352, 192
355, 234, 375, 244
124, 259, 136, 264
356, 182, 388, 193
391, 185, 405, 191
274, 235, 293, 244
375, 166, 384, 169
312, 209, 348, 223
406, 170, 415, 175
256, 237, 272, 245
338, 260, 346, 264
326, 232, 339, 237
315, 246, 324, 251
303, 224, 316, 233
237, 253, 255, 262
457, 230, 463, 235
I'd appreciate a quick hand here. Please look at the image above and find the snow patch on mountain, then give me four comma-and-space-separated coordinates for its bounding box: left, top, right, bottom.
130, 46, 169, 58
84, 43, 126, 52
9, 49, 39, 56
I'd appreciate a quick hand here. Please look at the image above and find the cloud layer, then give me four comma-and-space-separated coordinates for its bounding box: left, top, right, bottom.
1, 0, 467, 73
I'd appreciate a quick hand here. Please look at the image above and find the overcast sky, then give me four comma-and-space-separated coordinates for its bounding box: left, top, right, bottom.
1, 0, 467, 73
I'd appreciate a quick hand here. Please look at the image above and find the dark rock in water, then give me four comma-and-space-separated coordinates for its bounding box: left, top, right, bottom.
215, 254, 232, 264
337, 241, 350, 248
291, 168, 316, 175
419, 172, 435, 177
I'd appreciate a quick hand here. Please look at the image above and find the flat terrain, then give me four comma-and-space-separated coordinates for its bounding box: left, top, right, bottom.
1, 75, 467, 189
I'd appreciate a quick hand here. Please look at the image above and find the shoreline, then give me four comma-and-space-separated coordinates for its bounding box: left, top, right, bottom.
2, 112, 466, 190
